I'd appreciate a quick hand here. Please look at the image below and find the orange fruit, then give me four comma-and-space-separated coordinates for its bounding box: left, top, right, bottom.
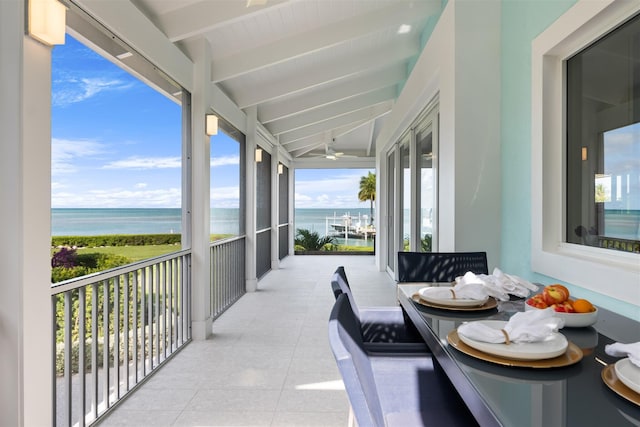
573, 299, 595, 313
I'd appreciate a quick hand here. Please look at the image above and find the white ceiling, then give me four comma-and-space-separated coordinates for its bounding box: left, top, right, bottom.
126, 0, 442, 162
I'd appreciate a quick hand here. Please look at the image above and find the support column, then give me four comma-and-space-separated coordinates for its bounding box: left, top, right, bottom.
0, 1, 53, 423
245, 106, 258, 292
271, 149, 280, 269
190, 39, 212, 340
289, 165, 295, 256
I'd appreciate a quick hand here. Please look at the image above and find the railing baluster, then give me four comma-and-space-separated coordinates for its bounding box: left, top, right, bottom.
132, 270, 138, 385
123, 272, 129, 393
147, 266, 154, 370
64, 292, 72, 427
91, 283, 98, 421
162, 260, 167, 360
102, 279, 110, 410
78, 288, 86, 427
141, 267, 147, 376
113, 275, 120, 400
154, 264, 160, 366
171, 258, 177, 350
51, 297, 57, 427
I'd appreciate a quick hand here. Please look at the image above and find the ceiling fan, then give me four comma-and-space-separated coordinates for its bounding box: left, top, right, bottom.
325, 147, 344, 160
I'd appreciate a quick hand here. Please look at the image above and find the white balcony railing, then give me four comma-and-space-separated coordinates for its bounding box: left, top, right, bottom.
52, 237, 249, 426
210, 236, 246, 319
51, 250, 192, 427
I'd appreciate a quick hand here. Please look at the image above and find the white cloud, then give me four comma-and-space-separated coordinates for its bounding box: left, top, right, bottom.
53, 77, 133, 107
52, 138, 105, 175
103, 157, 181, 169
294, 193, 312, 202
210, 187, 239, 200
52, 187, 181, 208
295, 171, 368, 208
135, 183, 148, 189
211, 155, 240, 167
296, 173, 362, 194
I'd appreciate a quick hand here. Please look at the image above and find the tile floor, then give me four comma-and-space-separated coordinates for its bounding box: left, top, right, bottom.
99, 254, 399, 426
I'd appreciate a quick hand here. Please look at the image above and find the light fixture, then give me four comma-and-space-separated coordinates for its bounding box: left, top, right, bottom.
581, 146, 588, 161
278, 163, 284, 174
205, 114, 218, 136
397, 24, 411, 34
255, 148, 263, 163
28, 0, 67, 46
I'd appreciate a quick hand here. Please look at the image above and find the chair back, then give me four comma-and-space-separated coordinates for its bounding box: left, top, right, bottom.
397, 251, 488, 283
331, 266, 360, 318
328, 294, 385, 426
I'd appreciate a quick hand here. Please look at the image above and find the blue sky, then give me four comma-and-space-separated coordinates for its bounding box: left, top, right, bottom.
51, 35, 373, 210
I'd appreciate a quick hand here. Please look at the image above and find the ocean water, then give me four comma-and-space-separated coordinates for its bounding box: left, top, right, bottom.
51, 207, 377, 246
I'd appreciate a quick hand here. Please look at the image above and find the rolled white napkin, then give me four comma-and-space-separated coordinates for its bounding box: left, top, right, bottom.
456, 268, 538, 299
458, 307, 565, 344
455, 271, 510, 301
419, 282, 489, 301
605, 342, 640, 368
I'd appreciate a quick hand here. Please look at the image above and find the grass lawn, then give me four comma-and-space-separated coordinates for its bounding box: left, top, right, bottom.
75, 244, 180, 262
340, 245, 374, 252
66, 234, 369, 263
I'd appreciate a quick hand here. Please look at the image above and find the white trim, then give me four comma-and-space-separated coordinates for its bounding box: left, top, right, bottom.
531, 0, 640, 305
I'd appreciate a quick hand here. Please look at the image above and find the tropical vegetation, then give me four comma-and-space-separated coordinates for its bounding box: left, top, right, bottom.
294, 228, 337, 251
358, 172, 376, 224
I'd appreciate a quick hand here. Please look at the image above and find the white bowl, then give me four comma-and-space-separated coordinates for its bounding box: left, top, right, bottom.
524, 303, 598, 328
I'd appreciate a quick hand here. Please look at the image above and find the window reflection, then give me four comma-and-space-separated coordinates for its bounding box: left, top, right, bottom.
566, 13, 639, 253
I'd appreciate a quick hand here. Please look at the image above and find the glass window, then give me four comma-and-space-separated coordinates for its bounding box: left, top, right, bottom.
210, 119, 244, 240
417, 123, 435, 252
566, 13, 640, 254
401, 141, 411, 250
387, 151, 396, 270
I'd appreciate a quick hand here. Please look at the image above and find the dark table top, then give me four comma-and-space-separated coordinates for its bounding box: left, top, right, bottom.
397, 283, 640, 427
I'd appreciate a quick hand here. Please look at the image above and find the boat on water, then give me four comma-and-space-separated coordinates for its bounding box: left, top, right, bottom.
326, 213, 376, 240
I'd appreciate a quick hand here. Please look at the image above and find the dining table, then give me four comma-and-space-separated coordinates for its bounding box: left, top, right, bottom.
397, 283, 640, 427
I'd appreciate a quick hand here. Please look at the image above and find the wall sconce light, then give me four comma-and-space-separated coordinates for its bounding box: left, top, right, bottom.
581, 146, 588, 161
28, 0, 67, 46
205, 114, 218, 136
255, 148, 263, 163
278, 163, 284, 175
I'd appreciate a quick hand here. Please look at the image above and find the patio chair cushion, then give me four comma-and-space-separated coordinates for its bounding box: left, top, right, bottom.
329, 294, 478, 427
331, 267, 427, 353
397, 251, 488, 283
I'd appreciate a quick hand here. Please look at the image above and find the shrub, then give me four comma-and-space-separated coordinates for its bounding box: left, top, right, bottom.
52, 234, 181, 248
322, 243, 339, 251
51, 247, 77, 268
294, 228, 336, 251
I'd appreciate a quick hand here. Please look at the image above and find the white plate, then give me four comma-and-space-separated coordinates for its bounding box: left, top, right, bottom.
457, 320, 568, 361
525, 303, 598, 328
419, 287, 489, 307
615, 358, 640, 395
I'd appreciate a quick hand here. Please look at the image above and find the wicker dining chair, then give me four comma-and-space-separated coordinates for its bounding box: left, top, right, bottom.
396, 251, 488, 283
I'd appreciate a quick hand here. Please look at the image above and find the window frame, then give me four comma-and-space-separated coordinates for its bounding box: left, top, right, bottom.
531, 0, 640, 305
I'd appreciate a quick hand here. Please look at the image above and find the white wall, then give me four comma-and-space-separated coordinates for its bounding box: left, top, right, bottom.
377, 0, 502, 269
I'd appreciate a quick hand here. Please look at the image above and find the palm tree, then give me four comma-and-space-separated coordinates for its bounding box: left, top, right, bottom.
358, 172, 376, 225
294, 228, 336, 251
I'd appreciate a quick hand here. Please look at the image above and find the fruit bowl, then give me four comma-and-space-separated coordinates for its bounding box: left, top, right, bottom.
525, 302, 598, 328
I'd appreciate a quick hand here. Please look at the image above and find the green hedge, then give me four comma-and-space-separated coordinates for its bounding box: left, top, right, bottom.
52, 234, 181, 248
